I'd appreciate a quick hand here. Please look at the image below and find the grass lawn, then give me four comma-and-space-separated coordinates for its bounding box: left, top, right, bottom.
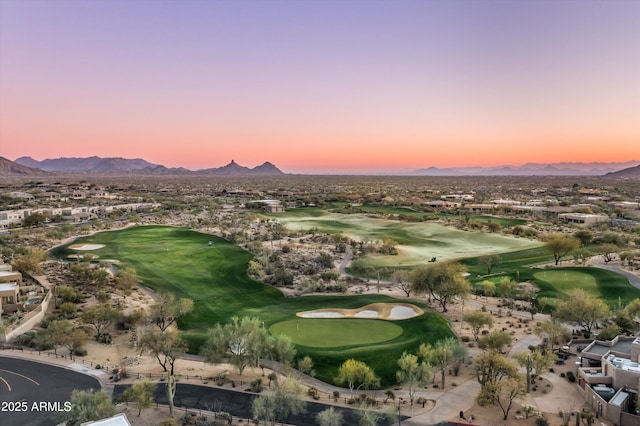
532, 267, 640, 308
274, 209, 541, 268
270, 318, 403, 348
51, 225, 453, 386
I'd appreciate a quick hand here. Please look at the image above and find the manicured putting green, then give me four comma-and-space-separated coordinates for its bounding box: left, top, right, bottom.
270, 319, 403, 348
533, 270, 599, 296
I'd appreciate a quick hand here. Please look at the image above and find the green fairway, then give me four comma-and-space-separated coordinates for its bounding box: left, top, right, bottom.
532, 267, 640, 307
51, 225, 454, 386
533, 270, 599, 295
273, 209, 541, 267
270, 318, 403, 348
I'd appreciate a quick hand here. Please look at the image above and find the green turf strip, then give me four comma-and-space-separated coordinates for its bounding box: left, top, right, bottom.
270, 319, 403, 348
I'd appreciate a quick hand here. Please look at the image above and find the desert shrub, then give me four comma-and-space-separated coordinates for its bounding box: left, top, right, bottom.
250, 378, 263, 393
535, 417, 549, 426
15, 331, 35, 346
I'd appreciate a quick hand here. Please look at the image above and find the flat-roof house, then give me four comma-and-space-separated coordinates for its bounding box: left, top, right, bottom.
577, 336, 640, 425
558, 213, 609, 227
0, 270, 22, 286
0, 283, 19, 317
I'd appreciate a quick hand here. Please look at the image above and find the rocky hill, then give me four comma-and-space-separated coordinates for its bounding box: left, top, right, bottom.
606, 164, 640, 178
0, 156, 47, 175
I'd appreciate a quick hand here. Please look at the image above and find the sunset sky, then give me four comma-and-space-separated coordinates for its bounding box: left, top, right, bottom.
1, 0, 639, 174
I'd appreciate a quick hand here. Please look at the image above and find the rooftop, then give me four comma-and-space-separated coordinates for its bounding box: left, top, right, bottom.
582, 336, 635, 357
0, 283, 18, 291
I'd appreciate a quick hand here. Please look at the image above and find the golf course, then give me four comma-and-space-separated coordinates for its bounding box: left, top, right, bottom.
51, 221, 639, 385
271, 208, 541, 267
51, 225, 453, 385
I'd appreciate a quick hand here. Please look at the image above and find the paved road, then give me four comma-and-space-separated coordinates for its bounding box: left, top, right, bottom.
113, 383, 404, 426
0, 356, 101, 426
589, 259, 640, 290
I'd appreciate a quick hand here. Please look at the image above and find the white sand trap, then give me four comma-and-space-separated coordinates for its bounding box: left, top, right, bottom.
299, 311, 345, 318
389, 306, 420, 319
298, 303, 423, 320
355, 310, 379, 318
69, 244, 105, 251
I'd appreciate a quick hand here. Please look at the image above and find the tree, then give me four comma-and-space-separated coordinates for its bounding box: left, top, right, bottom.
252, 376, 306, 426
24, 212, 48, 227
493, 377, 526, 420
482, 280, 496, 300
316, 407, 344, 426
148, 291, 194, 332
121, 380, 155, 416
613, 308, 639, 335
553, 289, 610, 335
411, 261, 471, 312
396, 352, 432, 405
573, 230, 593, 246
535, 320, 572, 350
81, 303, 120, 340
138, 327, 187, 416
115, 266, 138, 292
48, 320, 73, 355
391, 270, 411, 297
61, 389, 115, 426
11, 248, 46, 275
474, 350, 520, 397
92, 268, 110, 286
513, 349, 554, 393
60, 327, 90, 359
478, 330, 512, 353
297, 355, 315, 376
463, 310, 493, 341
356, 403, 397, 426
201, 316, 293, 375
600, 243, 618, 263
420, 337, 466, 389
545, 234, 580, 265
335, 359, 380, 393
316, 251, 334, 269
498, 277, 517, 303
477, 254, 501, 275
596, 324, 622, 341
626, 298, 640, 319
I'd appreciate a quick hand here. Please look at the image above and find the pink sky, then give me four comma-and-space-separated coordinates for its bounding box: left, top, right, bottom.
1, 0, 639, 174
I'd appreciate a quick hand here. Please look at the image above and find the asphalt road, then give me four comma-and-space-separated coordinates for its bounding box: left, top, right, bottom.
0, 357, 101, 426
113, 383, 405, 426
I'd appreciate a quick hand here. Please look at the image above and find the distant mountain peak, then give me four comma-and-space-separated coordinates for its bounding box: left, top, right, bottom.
0, 156, 47, 175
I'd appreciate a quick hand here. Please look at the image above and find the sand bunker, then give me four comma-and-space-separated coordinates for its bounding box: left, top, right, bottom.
298, 303, 423, 320
300, 311, 345, 318
69, 244, 105, 251
68, 254, 100, 260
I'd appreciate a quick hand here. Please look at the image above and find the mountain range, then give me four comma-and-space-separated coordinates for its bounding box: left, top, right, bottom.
12, 156, 285, 176
408, 161, 640, 176
2, 156, 640, 177
0, 156, 48, 175
606, 164, 640, 178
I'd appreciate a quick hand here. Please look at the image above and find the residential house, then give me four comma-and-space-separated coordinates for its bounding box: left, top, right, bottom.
577, 336, 640, 425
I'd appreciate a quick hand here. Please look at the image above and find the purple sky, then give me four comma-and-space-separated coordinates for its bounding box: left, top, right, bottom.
1, 0, 639, 173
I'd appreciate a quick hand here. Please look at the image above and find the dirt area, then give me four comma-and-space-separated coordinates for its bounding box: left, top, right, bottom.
67, 283, 598, 426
